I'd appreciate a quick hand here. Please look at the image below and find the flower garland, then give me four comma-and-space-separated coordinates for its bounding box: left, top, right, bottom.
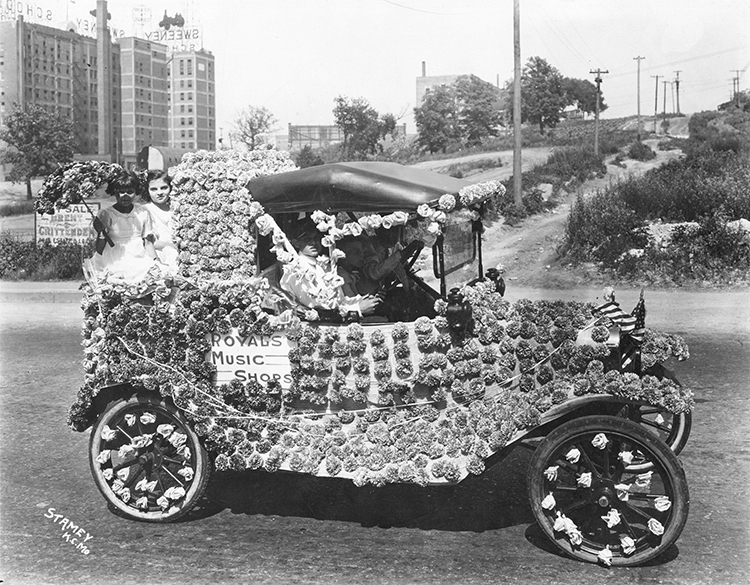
35, 160, 123, 215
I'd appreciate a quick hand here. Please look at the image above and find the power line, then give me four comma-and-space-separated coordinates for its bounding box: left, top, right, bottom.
606, 45, 745, 80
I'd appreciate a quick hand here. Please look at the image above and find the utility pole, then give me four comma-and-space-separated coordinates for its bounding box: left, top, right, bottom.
662, 80, 669, 134
590, 68, 608, 155
731, 70, 742, 107
513, 0, 522, 206
673, 70, 682, 115
634, 56, 645, 140
651, 74, 660, 133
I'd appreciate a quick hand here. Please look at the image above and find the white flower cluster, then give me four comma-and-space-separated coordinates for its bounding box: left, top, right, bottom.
170, 149, 297, 280
458, 180, 504, 206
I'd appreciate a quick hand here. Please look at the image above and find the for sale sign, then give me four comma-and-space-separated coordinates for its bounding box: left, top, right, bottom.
36, 203, 99, 245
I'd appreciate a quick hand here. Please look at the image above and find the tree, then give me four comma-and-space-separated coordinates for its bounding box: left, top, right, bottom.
505, 56, 568, 134
414, 84, 460, 153
563, 77, 607, 116
0, 104, 76, 200
333, 96, 395, 160
414, 76, 502, 152
233, 105, 277, 150
455, 74, 503, 144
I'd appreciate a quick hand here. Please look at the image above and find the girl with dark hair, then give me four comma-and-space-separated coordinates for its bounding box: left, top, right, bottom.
89, 169, 160, 283
143, 169, 177, 272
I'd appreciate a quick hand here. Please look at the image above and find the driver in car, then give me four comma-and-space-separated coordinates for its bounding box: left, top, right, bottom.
337, 235, 403, 296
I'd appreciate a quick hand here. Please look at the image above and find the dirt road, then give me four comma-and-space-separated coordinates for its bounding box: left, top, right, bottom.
479, 139, 685, 289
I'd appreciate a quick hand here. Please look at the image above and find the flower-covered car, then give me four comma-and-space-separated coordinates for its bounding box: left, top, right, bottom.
41, 150, 694, 567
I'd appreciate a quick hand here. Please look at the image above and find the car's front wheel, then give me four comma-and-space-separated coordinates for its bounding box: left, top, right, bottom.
89, 393, 212, 522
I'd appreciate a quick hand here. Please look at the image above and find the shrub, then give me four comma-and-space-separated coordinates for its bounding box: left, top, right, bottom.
537, 145, 606, 184
656, 137, 686, 151
0, 234, 91, 279
614, 213, 750, 284
560, 191, 647, 265
489, 185, 554, 226
560, 140, 750, 284
627, 141, 656, 161
0, 200, 35, 217
295, 145, 325, 168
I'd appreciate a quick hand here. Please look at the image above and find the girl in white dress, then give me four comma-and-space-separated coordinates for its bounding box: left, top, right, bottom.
143, 170, 178, 273
90, 170, 160, 283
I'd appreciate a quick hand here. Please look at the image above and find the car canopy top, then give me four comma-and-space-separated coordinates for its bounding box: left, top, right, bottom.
246, 161, 481, 214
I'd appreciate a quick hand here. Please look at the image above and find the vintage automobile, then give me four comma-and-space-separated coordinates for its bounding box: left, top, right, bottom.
48, 152, 694, 567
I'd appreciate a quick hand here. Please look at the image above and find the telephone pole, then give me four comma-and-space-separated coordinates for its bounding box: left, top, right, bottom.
731, 70, 742, 107
512, 0, 522, 206
634, 56, 645, 140
662, 80, 669, 134
590, 68, 608, 155
651, 74, 660, 133
673, 70, 682, 115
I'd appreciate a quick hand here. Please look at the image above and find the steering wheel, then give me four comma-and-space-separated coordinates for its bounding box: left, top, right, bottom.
379, 240, 424, 294
398, 240, 424, 271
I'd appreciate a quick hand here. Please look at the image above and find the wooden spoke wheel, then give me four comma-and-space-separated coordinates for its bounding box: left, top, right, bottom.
528, 415, 689, 566
89, 394, 212, 522
619, 403, 692, 472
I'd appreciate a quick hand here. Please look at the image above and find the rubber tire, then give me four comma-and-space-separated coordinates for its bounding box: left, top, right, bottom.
623, 405, 692, 473
527, 415, 689, 567
89, 393, 212, 523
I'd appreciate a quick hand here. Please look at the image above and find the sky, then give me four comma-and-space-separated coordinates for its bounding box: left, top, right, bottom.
20, 0, 750, 141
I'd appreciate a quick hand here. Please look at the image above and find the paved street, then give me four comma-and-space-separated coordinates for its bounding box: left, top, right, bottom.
0, 289, 748, 584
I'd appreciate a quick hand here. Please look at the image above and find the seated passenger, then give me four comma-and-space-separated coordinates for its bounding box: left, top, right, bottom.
280, 222, 381, 317
88, 170, 162, 284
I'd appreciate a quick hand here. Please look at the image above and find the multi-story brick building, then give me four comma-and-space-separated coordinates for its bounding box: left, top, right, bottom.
168, 49, 215, 151
0, 0, 215, 171
118, 37, 169, 167
0, 15, 121, 157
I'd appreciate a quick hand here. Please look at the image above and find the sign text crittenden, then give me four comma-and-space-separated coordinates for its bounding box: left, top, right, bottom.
36, 203, 99, 245
207, 328, 293, 387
